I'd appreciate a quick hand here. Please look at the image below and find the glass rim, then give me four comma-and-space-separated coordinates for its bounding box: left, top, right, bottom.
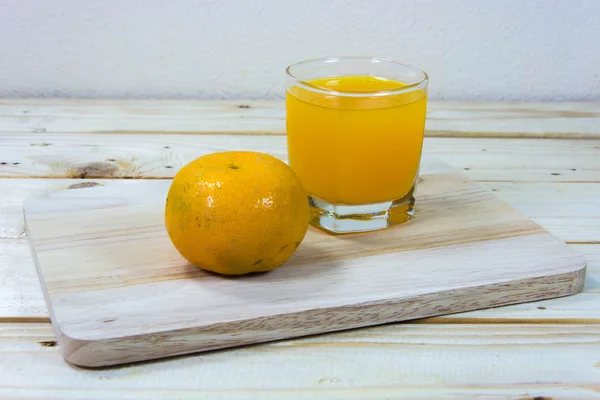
286, 57, 429, 98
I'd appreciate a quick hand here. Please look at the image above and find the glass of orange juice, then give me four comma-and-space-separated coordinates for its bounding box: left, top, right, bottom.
285, 57, 429, 234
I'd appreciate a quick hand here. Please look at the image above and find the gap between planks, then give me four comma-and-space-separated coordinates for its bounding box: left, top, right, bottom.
2, 99, 600, 139
4, 317, 600, 325
2, 176, 600, 185
0, 175, 170, 180
416, 317, 600, 324
12, 129, 598, 139
2, 136, 598, 183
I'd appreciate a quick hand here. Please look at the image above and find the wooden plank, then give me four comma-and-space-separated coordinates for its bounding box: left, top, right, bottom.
0, 133, 287, 179
0, 323, 599, 399
0, 239, 47, 321
0, 135, 599, 182
425, 101, 600, 138
1, 99, 599, 138
425, 138, 600, 183
1, 240, 598, 322
23, 168, 586, 366
1, 179, 90, 239
478, 182, 600, 243
0, 99, 285, 135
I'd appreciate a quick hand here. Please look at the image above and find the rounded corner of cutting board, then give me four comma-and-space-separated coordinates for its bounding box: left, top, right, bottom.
55, 329, 99, 368
536, 244, 588, 297
555, 237, 588, 287
566, 256, 588, 295
55, 322, 137, 368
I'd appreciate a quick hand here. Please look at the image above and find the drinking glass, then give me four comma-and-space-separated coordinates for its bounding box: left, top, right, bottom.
285, 57, 429, 234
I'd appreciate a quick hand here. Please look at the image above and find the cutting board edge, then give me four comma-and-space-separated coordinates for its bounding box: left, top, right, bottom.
24, 209, 71, 350
56, 262, 586, 368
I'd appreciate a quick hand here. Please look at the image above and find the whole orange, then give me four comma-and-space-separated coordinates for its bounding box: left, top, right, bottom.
165, 151, 310, 275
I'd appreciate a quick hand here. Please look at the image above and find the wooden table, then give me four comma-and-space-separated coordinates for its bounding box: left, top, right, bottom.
1, 99, 599, 399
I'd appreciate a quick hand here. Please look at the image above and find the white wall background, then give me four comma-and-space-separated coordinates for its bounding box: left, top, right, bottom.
1, 0, 599, 101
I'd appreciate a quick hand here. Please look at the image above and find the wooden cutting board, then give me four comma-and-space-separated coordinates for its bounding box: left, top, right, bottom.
24, 157, 586, 367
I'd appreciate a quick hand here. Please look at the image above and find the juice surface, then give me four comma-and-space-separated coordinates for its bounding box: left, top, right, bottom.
286, 75, 427, 205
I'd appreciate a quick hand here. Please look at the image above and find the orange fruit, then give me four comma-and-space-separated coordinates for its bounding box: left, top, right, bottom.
165, 151, 310, 275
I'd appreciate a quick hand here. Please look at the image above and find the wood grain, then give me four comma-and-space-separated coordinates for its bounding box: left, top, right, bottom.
1, 99, 599, 394
2, 240, 598, 322
479, 181, 600, 243
3, 178, 599, 242
1, 99, 599, 138
1, 134, 598, 182
1, 157, 597, 321
1, 323, 600, 399
24, 161, 586, 366
0, 239, 47, 320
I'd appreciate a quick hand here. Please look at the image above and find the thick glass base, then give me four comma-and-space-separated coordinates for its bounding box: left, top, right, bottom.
309, 186, 416, 234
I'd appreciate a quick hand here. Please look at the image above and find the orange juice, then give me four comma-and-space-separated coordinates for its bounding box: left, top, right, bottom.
286, 75, 427, 205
